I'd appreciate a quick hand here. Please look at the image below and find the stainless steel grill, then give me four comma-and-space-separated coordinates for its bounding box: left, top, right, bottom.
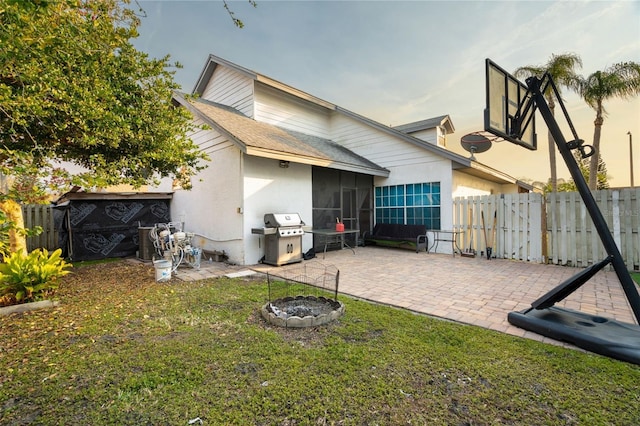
252, 213, 305, 266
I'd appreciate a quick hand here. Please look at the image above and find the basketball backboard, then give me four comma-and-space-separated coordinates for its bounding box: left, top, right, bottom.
484, 59, 537, 150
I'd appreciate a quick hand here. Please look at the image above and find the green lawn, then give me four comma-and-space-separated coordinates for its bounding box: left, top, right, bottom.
632, 271, 640, 285
1, 261, 639, 425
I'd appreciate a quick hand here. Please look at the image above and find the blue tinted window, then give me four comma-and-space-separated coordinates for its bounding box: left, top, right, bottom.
374, 182, 440, 228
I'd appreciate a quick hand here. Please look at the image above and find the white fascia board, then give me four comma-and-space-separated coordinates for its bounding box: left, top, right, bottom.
244, 148, 390, 177
255, 75, 336, 111
468, 161, 519, 184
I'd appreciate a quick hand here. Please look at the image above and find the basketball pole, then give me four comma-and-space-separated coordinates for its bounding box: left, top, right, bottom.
525, 75, 640, 324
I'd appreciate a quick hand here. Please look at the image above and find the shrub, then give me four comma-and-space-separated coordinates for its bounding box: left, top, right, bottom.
0, 248, 71, 306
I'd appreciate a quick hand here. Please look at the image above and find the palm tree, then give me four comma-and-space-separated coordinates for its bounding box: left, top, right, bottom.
514, 54, 583, 192
578, 62, 640, 190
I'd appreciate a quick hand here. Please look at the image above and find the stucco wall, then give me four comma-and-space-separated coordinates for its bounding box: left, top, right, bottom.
243, 156, 313, 265
169, 145, 245, 264
452, 170, 521, 198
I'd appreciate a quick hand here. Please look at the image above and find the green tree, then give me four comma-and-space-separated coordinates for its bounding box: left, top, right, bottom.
0, 0, 208, 193
577, 62, 640, 190
574, 150, 609, 191
538, 152, 609, 193
514, 53, 583, 193
537, 152, 609, 193
223, 0, 257, 28
0, 0, 256, 258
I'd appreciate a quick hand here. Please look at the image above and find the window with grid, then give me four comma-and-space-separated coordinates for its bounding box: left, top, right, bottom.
374, 182, 440, 229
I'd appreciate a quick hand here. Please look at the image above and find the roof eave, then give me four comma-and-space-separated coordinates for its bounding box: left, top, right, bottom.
173, 92, 248, 153
442, 116, 455, 133
393, 115, 455, 134
455, 161, 531, 190
245, 147, 390, 177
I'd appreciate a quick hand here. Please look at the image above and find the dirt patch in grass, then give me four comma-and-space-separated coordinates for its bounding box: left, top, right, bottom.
247, 308, 339, 349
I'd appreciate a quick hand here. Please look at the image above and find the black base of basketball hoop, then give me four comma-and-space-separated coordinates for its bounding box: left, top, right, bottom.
508, 307, 640, 365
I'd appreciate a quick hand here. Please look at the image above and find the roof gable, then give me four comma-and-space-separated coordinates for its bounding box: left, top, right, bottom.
173, 93, 389, 177
193, 55, 464, 163
188, 54, 529, 190
193, 54, 334, 110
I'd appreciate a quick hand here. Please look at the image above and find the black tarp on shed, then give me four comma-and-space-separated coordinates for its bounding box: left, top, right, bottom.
54, 192, 172, 261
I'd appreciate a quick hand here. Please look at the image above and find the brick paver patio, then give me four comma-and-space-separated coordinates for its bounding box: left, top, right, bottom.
172, 246, 638, 348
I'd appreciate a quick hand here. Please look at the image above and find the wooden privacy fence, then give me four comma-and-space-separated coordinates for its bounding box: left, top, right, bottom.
21, 204, 59, 252
454, 188, 640, 270
15, 189, 640, 270
453, 193, 544, 263
546, 188, 639, 270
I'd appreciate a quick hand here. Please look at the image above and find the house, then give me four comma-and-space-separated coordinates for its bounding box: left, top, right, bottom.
155, 54, 531, 265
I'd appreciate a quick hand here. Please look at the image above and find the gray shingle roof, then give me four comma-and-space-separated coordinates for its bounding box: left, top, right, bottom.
183, 55, 533, 191
176, 95, 389, 177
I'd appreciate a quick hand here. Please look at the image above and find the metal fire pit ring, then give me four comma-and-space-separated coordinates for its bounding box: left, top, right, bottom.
261, 295, 345, 328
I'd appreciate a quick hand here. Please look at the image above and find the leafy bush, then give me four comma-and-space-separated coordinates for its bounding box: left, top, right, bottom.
0, 248, 71, 306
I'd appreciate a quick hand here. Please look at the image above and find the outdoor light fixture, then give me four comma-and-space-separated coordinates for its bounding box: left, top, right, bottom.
279, 160, 290, 168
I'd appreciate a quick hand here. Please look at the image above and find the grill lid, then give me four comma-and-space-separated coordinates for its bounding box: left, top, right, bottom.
264, 213, 305, 228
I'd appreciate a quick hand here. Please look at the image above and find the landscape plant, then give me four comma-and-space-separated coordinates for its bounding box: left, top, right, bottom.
1, 261, 638, 425
0, 248, 71, 306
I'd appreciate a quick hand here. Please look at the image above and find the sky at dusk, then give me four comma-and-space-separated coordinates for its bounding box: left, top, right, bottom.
133, 0, 640, 187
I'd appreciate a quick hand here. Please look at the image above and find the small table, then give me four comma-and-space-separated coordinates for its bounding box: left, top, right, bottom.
429, 230, 462, 257
308, 228, 359, 259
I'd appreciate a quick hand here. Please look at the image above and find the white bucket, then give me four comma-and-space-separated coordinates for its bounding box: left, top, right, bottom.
153, 259, 172, 282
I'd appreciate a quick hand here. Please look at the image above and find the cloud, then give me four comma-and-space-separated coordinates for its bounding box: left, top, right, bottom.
133, 0, 640, 185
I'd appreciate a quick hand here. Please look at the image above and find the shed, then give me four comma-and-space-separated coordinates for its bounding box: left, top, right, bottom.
53, 192, 173, 261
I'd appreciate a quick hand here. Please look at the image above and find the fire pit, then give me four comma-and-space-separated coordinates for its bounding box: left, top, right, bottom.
262, 296, 345, 328
260, 261, 344, 328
